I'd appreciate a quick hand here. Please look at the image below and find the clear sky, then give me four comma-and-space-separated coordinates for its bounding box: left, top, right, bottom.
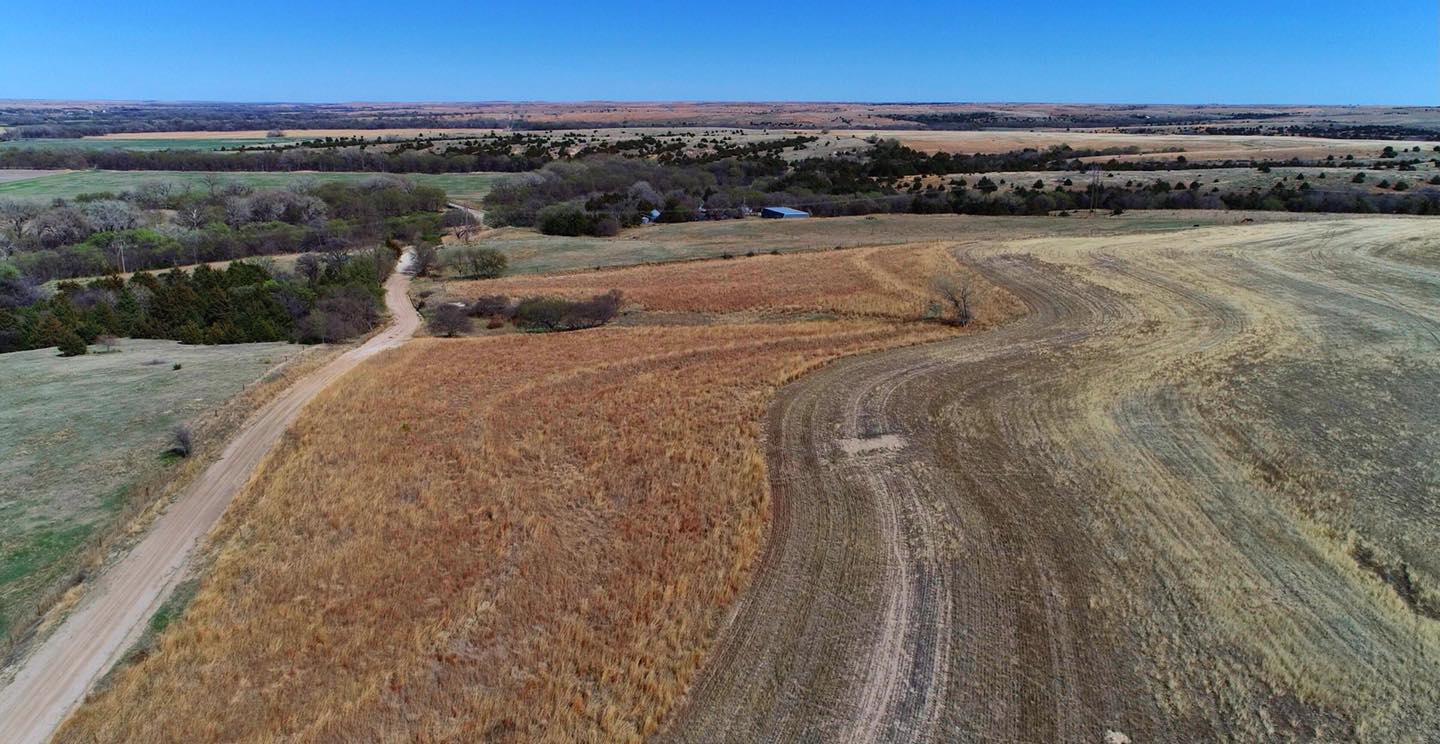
2, 0, 1436, 104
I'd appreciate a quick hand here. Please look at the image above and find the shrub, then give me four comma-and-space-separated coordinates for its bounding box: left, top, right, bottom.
56, 331, 88, 357
429, 304, 472, 337
567, 290, 623, 328
468, 294, 515, 319
169, 425, 193, 457
447, 246, 508, 279
512, 291, 622, 332
535, 203, 589, 236
512, 296, 570, 331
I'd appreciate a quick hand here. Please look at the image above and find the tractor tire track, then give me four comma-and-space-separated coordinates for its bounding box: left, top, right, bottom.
666, 219, 1440, 742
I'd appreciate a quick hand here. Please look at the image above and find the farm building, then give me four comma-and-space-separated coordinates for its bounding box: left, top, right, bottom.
761, 206, 810, 219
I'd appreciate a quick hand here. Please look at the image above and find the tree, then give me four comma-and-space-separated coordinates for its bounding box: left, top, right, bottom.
565, 290, 622, 328
447, 246, 507, 279
468, 294, 515, 319
56, 329, 88, 356
200, 173, 225, 202
933, 278, 975, 327
177, 203, 209, 230
411, 243, 439, 276
82, 200, 142, 232
429, 303, 472, 337
0, 199, 42, 255
513, 296, 571, 331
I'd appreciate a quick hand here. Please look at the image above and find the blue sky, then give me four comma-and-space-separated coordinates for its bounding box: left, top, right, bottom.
2, 0, 1435, 104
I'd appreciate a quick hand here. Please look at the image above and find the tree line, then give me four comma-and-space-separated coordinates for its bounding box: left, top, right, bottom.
483, 140, 1440, 236
1, 176, 448, 282
0, 249, 395, 355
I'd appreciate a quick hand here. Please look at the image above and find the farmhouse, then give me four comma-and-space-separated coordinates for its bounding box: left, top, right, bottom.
761, 206, 810, 219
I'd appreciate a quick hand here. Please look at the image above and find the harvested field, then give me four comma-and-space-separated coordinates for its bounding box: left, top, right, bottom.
853, 129, 1440, 163
668, 216, 1440, 742
938, 166, 1440, 196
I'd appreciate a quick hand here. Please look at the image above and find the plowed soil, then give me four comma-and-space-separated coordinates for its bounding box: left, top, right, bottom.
667, 217, 1440, 742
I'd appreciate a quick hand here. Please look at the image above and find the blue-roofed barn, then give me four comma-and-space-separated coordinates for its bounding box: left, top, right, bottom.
760, 206, 810, 219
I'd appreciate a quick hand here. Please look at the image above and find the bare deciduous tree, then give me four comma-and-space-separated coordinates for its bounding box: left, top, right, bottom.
200, 173, 224, 201
934, 278, 975, 327
411, 243, 439, 277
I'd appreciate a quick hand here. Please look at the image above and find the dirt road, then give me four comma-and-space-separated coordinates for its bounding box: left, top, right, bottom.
667, 218, 1440, 742
0, 253, 419, 744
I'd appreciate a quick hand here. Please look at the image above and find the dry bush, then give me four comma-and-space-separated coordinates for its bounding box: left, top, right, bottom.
449, 242, 1019, 325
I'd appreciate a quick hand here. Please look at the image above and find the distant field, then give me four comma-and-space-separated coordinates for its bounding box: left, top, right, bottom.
833, 129, 1440, 162
0, 170, 510, 201
0, 137, 304, 152
456, 211, 1279, 276
0, 339, 304, 639
943, 165, 1440, 196
0, 169, 59, 184
90, 128, 499, 141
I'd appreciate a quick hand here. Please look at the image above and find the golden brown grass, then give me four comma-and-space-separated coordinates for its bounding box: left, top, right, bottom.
447, 241, 1021, 323
57, 245, 1015, 742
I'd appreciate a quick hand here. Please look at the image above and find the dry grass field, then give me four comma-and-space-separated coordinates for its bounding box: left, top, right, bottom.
54, 240, 1011, 742
451, 211, 1268, 277
47, 212, 1440, 742
445, 242, 1018, 322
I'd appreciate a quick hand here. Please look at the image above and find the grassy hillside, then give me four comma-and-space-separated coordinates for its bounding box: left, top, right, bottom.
0, 339, 305, 638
